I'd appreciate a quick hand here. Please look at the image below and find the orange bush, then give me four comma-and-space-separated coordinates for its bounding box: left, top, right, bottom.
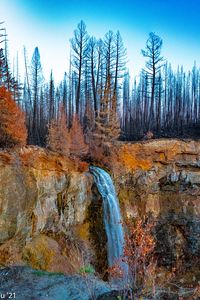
124, 218, 155, 289
69, 114, 88, 158
47, 104, 70, 155
108, 217, 156, 297
76, 161, 89, 172
0, 87, 27, 148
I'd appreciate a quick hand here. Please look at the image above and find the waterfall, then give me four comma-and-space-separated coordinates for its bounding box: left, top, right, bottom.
90, 166, 128, 278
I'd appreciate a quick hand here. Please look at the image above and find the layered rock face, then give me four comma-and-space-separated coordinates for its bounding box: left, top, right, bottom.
1, 139, 200, 285
0, 146, 93, 273
113, 139, 200, 283
115, 139, 200, 217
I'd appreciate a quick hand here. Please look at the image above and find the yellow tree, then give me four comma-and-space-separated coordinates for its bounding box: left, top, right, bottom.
92, 79, 120, 148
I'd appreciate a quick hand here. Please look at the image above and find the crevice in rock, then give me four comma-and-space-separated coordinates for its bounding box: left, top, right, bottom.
87, 183, 108, 279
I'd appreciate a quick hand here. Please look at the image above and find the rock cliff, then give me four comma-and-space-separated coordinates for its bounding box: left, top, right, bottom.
0, 146, 93, 273
0, 139, 200, 287
113, 139, 200, 285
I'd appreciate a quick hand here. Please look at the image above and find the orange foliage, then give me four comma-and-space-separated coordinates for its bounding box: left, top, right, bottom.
76, 161, 89, 172
0, 87, 27, 148
124, 218, 155, 276
107, 263, 124, 279
0, 152, 13, 164
69, 114, 88, 158
47, 104, 70, 155
108, 217, 156, 295
123, 217, 157, 297
19, 149, 36, 166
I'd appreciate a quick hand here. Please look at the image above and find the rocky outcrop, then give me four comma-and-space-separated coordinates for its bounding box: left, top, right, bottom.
1, 139, 200, 285
110, 139, 200, 283
0, 266, 113, 300
114, 139, 200, 218
0, 146, 93, 272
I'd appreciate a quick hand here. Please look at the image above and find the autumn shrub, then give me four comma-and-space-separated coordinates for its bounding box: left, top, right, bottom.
0, 86, 27, 148
108, 217, 200, 299
47, 104, 70, 155
69, 114, 89, 159
108, 216, 156, 299
47, 111, 89, 161
124, 217, 156, 296
76, 161, 89, 172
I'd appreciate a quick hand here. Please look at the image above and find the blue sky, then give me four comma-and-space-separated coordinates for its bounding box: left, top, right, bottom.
1, 0, 200, 83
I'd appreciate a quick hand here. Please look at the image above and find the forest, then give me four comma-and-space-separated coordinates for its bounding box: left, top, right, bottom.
1, 11, 200, 299
1, 20, 200, 150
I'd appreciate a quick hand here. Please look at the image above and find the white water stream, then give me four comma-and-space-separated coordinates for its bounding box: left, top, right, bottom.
90, 166, 128, 279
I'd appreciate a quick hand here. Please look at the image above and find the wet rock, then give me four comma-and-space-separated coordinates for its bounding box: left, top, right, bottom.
0, 266, 112, 300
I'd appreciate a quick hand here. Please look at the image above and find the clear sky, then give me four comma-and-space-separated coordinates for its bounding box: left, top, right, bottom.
1, 0, 200, 83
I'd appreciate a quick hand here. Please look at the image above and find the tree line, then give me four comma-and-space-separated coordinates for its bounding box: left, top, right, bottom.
0, 20, 200, 153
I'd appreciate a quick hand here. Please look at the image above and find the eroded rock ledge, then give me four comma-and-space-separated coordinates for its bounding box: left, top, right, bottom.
113, 139, 200, 284
0, 146, 93, 272
0, 139, 200, 284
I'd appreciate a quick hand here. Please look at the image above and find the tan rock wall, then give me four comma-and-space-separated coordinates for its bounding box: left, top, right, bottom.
0, 147, 93, 270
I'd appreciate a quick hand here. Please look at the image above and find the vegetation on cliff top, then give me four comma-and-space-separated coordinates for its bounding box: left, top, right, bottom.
0, 87, 27, 148
1, 19, 200, 155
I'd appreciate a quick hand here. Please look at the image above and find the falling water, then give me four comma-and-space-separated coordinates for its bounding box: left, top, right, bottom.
89, 166, 128, 279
